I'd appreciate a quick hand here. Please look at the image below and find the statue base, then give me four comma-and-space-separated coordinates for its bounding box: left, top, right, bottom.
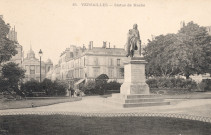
120, 57, 149, 94
106, 57, 170, 108
120, 57, 149, 95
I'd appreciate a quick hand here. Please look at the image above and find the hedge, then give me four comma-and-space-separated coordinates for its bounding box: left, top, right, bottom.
21, 79, 67, 97
146, 77, 197, 90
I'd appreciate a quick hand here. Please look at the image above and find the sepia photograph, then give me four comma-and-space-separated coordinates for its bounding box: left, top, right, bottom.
0, 0, 211, 134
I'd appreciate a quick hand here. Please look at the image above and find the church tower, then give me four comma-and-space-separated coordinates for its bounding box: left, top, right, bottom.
180, 21, 185, 29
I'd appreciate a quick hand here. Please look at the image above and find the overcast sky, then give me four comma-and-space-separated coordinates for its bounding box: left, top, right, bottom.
0, 0, 211, 64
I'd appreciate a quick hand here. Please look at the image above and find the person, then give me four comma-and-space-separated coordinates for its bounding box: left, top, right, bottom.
125, 24, 141, 57
70, 87, 75, 97
76, 89, 80, 97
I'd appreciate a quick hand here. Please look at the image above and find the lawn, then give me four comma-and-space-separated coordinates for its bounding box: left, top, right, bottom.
0, 97, 81, 110
0, 115, 210, 135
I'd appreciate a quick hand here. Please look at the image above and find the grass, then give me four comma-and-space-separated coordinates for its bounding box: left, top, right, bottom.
102, 91, 211, 99
0, 115, 211, 135
162, 92, 211, 99
0, 97, 81, 110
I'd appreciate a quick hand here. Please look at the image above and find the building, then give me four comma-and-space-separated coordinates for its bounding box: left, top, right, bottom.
206, 26, 211, 35
22, 47, 53, 82
0, 19, 24, 67
47, 41, 129, 87
7, 25, 23, 67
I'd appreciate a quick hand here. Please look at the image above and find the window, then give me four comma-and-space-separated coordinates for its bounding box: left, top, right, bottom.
48, 66, 51, 72
80, 69, 84, 78
25, 65, 29, 73
108, 68, 113, 78
41, 66, 45, 73
94, 57, 98, 65
109, 58, 113, 66
117, 59, 120, 66
117, 68, 124, 78
36, 65, 40, 73
30, 65, 35, 74
93, 67, 100, 77
84, 57, 85, 66
75, 69, 79, 78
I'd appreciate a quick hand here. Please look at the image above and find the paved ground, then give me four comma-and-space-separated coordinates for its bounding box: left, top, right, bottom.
1, 95, 211, 118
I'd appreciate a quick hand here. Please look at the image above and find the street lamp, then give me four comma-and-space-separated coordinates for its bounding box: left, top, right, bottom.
38, 49, 43, 82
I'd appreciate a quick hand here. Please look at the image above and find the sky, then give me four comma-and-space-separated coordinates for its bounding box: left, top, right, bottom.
0, 0, 211, 64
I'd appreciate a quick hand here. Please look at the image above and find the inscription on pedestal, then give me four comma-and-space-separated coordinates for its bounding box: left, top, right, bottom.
121, 59, 149, 95
131, 64, 145, 83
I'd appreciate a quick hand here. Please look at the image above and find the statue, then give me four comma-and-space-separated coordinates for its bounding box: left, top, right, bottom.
125, 24, 142, 57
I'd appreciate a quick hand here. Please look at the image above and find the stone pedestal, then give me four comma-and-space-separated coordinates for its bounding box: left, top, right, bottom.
120, 57, 149, 95
106, 57, 170, 108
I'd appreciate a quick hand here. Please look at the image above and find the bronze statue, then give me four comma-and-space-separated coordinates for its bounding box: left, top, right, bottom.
125, 24, 141, 57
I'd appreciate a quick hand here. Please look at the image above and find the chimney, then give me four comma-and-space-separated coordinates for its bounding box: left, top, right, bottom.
113, 45, 116, 48
109, 42, 110, 48
89, 41, 93, 50
14, 26, 17, 42
102, 41, 106, 48
91, 41, 93, 49
89, 41, 91, 50
180, 21, 185, 29
83, 44, 86, 51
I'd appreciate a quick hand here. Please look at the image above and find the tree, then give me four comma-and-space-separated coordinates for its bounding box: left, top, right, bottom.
177, 22, 211, 78
21, 79, 42, 96
1, 62, 25, 95
53, 79, 68, 96
81, 80, 96, 94
144, 21, 211, 79
41, 78, 54, 95
21, 79, 67, 97
0, 17, 17, 65
144, 34, 179, 77
95, 74, 109, 95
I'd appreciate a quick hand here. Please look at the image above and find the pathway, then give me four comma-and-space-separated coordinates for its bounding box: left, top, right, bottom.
1, 96, 211, 118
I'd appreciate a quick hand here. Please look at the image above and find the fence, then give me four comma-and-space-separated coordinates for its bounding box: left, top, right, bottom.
0, 112, 211, 123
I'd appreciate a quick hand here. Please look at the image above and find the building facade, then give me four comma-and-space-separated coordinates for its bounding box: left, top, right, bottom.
22, 48, 53, 82
6, 25, 23, 67
47, 42, 129, 87
206, 26, 211, 35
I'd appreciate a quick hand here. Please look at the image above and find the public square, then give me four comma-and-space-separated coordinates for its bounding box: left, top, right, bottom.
1, 94, 211, 118
1, 0, 211, 134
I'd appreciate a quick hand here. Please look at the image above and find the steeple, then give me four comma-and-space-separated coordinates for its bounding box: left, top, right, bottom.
7, 25, 18, 42
180, 21, 185, 29
27, 44, 35, 59
30, 42, 32, 51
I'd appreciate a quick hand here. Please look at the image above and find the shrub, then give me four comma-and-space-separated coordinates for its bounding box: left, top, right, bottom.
184, 79, 197, 90
146, 78, 158, 88
81, 80, 121, 95
21, 79, 67, 97
0, 77, 9, 92
81, 80, 96, 95
53, 80, 67, 96
105, 81, 121, 90
201, 79, 211, 91
157, 77, 173, 88
21, 79, 43, 96
197, 81, 207, 91
146, 77, 197, 90
95, 74, 109, 95
41, 79, 54, 96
